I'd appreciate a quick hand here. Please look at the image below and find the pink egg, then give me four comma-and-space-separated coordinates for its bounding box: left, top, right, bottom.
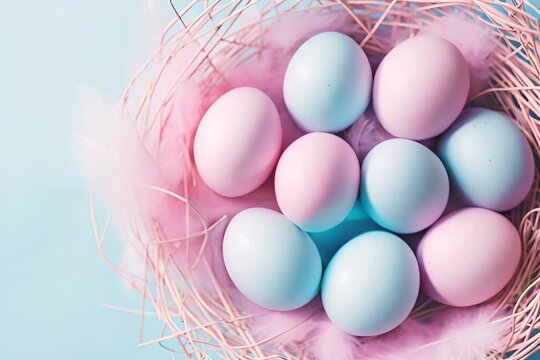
373, 35, 470, 140
194, 87, 282, 197
274, 133, 360, 232
417, 208, 521, 307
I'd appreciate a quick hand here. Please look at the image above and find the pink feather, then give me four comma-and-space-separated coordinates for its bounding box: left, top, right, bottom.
419, 306, 508, 360
355, 305, 509, 360
304, 317, 359, 360
245, 300, 321, 346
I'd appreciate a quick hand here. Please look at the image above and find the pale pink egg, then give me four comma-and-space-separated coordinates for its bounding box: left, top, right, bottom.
274, 133, 360, 232
194, 87, 282, 197
417, 207, 521, 307
373, 35, 470, 140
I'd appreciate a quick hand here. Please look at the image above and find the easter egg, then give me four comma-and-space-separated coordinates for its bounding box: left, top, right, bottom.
194, 87, 282, 197
417, 208, 521, 307
223, 208, 322, 311
322, 231, 420, 336
373, 35, 470, 140
275, 133, 360, 232
283, 31, 372, 133
361, 139, 449, 234
438, 108, 535, 211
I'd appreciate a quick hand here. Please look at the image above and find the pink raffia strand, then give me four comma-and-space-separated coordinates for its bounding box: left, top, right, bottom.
91, 0, 540, 358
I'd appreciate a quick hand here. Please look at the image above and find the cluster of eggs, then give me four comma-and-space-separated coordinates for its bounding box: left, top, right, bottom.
193, 32, 535, 336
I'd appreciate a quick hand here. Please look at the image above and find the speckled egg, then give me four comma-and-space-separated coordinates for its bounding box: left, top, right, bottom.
361, 139, 449, 234
438, 107, 535, 211
373, 35, 470, 140
284, 32, 372, 133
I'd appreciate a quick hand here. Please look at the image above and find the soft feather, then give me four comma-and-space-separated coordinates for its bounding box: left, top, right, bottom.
342, 107, 393, 162
356, 305, 509, 360
246, 300, 321, 346
415, 305, 509, 360
304, 317, 359, 360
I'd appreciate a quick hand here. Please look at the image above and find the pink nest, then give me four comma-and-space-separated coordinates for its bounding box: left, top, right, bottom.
84, 1, 540, 359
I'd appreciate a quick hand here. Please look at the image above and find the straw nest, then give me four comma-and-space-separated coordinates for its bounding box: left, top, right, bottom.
93, 0, 540, 358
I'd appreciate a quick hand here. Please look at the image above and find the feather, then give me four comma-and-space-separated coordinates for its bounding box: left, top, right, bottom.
342, 107, 393, 162
416, 305, 509, 360
304, 317, 359, 360
356, 305, 509, 360
246, 300, 321, 346
354, 317, 433, 359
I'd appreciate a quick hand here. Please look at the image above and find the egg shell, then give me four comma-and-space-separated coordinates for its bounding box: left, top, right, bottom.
223, 208, 322, 311
438, 107, 535, 211
275, 133, 360, 232
322, 231, 420, 336
361, 138, 449, 234
417, 207, 521, 307
193, 87, 282, 197
283, 31, 372, 133
373, 35, 470, 140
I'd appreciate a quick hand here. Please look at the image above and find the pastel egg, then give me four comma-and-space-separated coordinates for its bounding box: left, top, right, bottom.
275, 133, 360, 232
361, 139, 449, 234
194, 87, 282, 197
223, 208, 322, 311
373, 35, 470, 140
417, 207, 521, 307
322, 231, 420, 336
283, 32, 372, 133
438, 107, 535, 211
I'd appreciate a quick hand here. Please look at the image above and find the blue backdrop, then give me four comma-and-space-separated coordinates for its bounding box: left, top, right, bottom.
1, 1, 169, 359
0, 1, 538, 359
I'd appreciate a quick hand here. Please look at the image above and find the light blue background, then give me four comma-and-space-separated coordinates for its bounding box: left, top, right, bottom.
1, 1, 173, 359
1, 1, 539, 359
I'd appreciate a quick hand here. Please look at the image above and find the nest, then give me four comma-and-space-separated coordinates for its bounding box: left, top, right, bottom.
92, 0, 540, 358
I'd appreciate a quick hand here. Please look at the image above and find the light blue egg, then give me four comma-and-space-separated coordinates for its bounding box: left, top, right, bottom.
309, 201, 382, 266
361, 139, 449, 234
321, 231, 420, 336
438, 107, 535, 211
283, 32, 372, 133
223, 208, 322, 311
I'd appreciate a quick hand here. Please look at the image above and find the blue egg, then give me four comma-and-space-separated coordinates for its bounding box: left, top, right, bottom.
438, 108, 535, 211
283, 32, 372, 133
361, 139, 449, 234
223, 208, 322, 311
321, 231, 420, 336
309, 201, 381, 266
